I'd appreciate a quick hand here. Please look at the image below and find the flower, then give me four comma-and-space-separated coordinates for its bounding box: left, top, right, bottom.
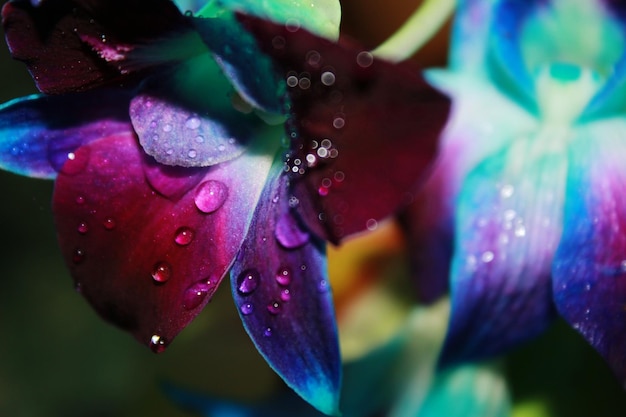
0, 0, 449, 413
401, 0, 626, 383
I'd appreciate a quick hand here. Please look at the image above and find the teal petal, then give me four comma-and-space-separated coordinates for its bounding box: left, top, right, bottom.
198, 0, 341, 39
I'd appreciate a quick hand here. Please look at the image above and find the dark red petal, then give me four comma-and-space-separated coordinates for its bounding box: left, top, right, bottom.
53, 132, 272, 350
239, 14, 450, 243
2, 0, 188, 93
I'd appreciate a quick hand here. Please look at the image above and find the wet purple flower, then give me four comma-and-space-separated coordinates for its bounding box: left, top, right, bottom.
0, 0, 449, 413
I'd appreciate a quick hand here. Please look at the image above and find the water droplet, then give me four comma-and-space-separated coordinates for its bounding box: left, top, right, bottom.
188, 149, 197, 159
182, 281, 211, 310
500, 184, 514, 198
73, 248, 85, 264
267, 301, 281, 315
356, 51, 374, 68
60, 147, 90, 175
174, 227, 194, 246
77, 222, 89, 234
103, 217, 116, 230
237, 269, 260, 295
318, 279, 329, 292
264, 327, 273, 337
286, 75, 299, 87
195, 135, 205, 143
321, 71, 336, 86
481, 251, 494, 263
333, 116, 345, 129
194, 180, 228, 213
151, 262, 172, 283
240, 303, 254, 315
298, 77, 311, 89
305, 50, 321, 66
280, 289, 291, 302
275, 212, 310, 249
366, 218, 378, 231
285, 18, 300, 32
275, 267, 292, 286
149, 334, 167, 353
162, 123, 173, 132
185, 116, 201, 130
76, 196, 86, 205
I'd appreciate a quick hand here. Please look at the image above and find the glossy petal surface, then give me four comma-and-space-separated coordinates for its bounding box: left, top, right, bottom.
231, 165, 340, 415
129, 55, 255, 167
53, 132, 274, 349
242, 15, 450, 243
2, 0, 188, 93
553, 119, 626, 385
440, 132, 563, 365
0, 90, 131, 179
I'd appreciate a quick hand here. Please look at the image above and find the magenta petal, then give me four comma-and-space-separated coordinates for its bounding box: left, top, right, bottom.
53, 132, 272, 349
239, 15, 450, 243
553, 129, 626, 384
2, 0, 188, 93
230, 167, 340, 415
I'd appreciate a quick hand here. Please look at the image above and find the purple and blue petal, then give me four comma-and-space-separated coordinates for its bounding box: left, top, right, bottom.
241, 15, 450, 243
129, 55, 257, 167
52, 130, 276, 350
0, 90, 131, 179
230, 163, 340, 415
553, 120, 626, 385
440, 133, 563, 365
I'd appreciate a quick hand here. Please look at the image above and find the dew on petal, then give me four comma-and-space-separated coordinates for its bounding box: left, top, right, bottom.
151, 261, 172, 283
366, 218, 378, 231
237, 269, 260, 295
356, 51, 374, 68
194, 180, 228, 213
318, 279, 329, 293
182, 280, 211, 310
76, 196, 86, 205
103, 217, 116, 230
275, 267, 292, 286
73, 248, 85, 264
149, 334, 168, 353
174, 226, 194, 246
333, 116, 345, 129
240, 303, 254, 315
267, 301, 281, 315
321, 71, 336, 86
77, 222, 89, 234
185, 116, 201, 130
280, 289, 291, 302
264, 327, 273, 337
275, 212, 310, 249
481, 251, 495, 263
60, 147, 90, 176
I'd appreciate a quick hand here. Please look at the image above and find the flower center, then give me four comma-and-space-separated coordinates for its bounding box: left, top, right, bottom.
535, 62, 602, 125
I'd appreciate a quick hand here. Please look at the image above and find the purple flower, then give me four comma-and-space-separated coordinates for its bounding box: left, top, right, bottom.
0, 0, 449, 413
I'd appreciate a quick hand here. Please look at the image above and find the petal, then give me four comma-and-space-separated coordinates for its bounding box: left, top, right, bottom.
0, 90, 131, 179
193, 14, 284, 112
2, 0, 189, 93
52, 131, 275, 350
240, 15, 450, 243
440, 131, 564, 365
553, 119, 626, 385
199, 0, 341, 40
230, 165, 340, 415
129, 55, 256, 167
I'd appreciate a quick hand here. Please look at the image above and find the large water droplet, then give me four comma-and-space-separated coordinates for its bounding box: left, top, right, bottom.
151, 262, 172, 283
240, 303, 254, 315
267, 301, 281, 315
149, 334, 168, 353
275, 212, 309, 249
185, 116, 201, 130
237, 269, 260, 295
182, 281, 211, 310
275, 267, 292, 286
194, 180, 228, 213
174, 226, 194, 246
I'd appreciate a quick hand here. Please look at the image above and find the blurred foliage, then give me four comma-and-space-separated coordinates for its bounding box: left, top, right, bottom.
0, 0, 625, 416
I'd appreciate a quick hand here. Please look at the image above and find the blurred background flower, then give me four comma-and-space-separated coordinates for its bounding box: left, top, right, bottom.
1, 1, 626, 416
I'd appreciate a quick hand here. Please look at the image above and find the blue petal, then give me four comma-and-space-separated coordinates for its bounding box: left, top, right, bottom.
440, 133, 562, 365
130, 55, 258, 167
0, 90, 132, 179
230, 164, 340, 416
553, 119, 626, 385
193, 14, 284, 113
